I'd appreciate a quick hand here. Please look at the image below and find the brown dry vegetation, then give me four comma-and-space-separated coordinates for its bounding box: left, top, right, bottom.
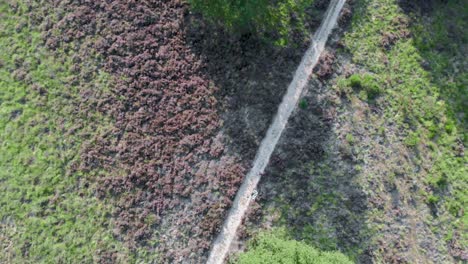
27, 0, 327, 262
42, 1, 245, 261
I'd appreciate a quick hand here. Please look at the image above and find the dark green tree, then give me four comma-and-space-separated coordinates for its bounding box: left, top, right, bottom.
188, 0, 316, 45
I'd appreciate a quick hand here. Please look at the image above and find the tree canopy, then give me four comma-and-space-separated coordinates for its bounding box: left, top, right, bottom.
236, 230, 353, 264
188, 0, 316, 45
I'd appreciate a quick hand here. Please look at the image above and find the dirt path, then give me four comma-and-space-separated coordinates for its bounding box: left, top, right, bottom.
206, 0, 347, 263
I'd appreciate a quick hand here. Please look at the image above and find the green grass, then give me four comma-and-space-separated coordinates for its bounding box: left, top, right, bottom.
268, 0, 466, 260
341, 0, 467, 250
0, 2, 128, 263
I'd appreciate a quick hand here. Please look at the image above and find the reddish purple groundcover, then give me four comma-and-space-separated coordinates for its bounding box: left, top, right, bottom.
42, 0, 245, 262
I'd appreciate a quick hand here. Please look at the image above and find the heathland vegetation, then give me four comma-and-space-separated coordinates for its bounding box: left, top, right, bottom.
0, 0, 466, 263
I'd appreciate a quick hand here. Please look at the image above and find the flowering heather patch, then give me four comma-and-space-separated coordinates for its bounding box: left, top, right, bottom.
11, 0, 322, 260
38, 0, 247, 262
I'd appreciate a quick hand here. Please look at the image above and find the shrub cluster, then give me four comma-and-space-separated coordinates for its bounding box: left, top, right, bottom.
347, 73, 382, 101
236, 230, 353, 263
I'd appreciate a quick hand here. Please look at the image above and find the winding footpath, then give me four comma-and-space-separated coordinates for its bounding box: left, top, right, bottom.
206, 0, 347, 263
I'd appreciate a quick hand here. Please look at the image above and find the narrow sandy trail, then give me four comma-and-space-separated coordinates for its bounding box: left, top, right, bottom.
206, 0, 346, 263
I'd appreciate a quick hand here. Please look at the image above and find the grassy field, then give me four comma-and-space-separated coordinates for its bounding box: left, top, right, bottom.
340, 0, 467, 248
246, 0, 466, 262
0, 2, 129, 262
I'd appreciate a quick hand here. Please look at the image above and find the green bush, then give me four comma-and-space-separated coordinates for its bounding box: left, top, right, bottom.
346, 133, 355, 144
299, 98, 308, 109
348, 74, 362, 89
347, 74, 382, 101
236, 230, 353, 264
188, 0, 315, 45
444, 120, 455, 134
427, 195, 440, 205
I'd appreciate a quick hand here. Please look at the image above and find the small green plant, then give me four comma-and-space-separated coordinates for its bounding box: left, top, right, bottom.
299, 98, 308, 109
348, 74, 362, 88
444, 229, 454, 242
347, 74, 382, 101
444, 120, 455, 134
435, 176, 448, 188
427, 195, 440, 205
365, 81, 382, 100
346, 133, 355, 144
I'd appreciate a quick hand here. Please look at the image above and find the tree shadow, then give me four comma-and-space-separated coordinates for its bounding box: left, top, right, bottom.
183, 2, 330, 161
183, 1, 373, 262
182, 0, 373, 261
252, 76, 372, 262
208, 2, 374, 261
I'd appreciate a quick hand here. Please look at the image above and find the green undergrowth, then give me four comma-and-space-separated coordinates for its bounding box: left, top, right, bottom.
235, 229, 352, 264
338, 0, 467, 251
0, 2, 128, 263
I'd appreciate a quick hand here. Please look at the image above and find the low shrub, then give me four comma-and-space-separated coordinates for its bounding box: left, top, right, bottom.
427, 195, 440, 205
236, 229, 353, 263
346, 133, 355, 144
347, 74, 382, 101
299, 98, 308, 109
348, 74, 362, 88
